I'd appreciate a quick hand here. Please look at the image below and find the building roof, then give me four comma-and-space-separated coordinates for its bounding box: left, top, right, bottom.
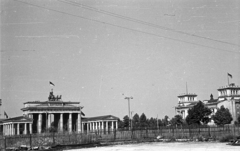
217, 83, 240, 90
82, 115, 119, 122
178, 93, 197, 97
0, 116, 33, 124
175, 101, 199, 109
24, 101, 80, 105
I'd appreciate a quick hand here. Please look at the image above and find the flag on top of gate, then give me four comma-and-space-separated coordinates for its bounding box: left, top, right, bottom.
4, 111, 8, 118
49, 81, 55, 86
228, 73, 232, 78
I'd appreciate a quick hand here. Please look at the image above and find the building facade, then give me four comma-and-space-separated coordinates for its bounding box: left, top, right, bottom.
216, 83, 240, 123
81, 115, 119, 133
175, 93, 198, 119
0, 116, 33, 136
175, 83, 240, 124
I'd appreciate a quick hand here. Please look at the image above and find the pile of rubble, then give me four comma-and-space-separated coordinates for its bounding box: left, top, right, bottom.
6, 145, 51, 150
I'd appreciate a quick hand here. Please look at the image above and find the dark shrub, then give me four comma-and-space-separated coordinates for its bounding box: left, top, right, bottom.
219, 135, 235, 142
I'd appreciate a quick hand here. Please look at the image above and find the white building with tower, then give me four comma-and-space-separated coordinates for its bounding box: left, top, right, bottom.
175, 93, 198, 119
175, 83, 240, 124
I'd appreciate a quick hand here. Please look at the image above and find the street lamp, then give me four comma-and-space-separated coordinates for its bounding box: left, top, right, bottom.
124, 96, 133, 130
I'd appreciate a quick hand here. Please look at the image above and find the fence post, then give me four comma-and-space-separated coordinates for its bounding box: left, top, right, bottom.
172, 127, 174, 137
69, 133, 71, 144
114, 129, 116, 141
189, 126, 191, 138
29, 134, 32, 149
146, 128, 148, 139
52, 132, 55, 145
198, 125, 200, 135
233, 125, 235, 136
208, 126, 210, 137
4, 137, 7, 150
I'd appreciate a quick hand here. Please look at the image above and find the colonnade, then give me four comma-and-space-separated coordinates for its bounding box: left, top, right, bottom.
29, 112, 82, 134
3, 123, 32, 136
82, 120, 118, 133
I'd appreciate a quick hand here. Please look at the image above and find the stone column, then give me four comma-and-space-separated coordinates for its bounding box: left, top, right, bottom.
9, 124, 11, 135
87, 123, 89, 133
10, 124, 12, 135
69, 113, 72, 133
29, 123, 32, 134
12, 124, 14, 135
13, 124, 16, 135
101, 121, 104, 130
5, 124, 7, 135
112, 121, 114, 130
95, 122, 97, 131
6, 124, 8, 135
3, 125, 5, 136
106, 121, 108, 131
24, 123, 27, 134
38, 113, 42, 133
10, 124, 13, 135
116, 121, 118, 129
60, 113, 63, 132
232, 100, 236, 122
77, 113, 81, 133
48, 113, 51, 129
8, 124, 10, 135
90, 122, 92, 132
7, 124, 9, 135
17, 123, 20, 135
81, 123, 84, 133
92, 122, 95, 131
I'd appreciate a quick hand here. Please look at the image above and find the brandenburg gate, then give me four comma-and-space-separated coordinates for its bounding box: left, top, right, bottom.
21, 90, 83, 133
19, 90, 119, 134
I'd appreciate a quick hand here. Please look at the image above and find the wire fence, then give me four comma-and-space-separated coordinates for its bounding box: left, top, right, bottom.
1, 125, 240, 150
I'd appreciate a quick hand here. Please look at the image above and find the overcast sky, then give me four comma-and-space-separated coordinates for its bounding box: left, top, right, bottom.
1, 0, 239, 119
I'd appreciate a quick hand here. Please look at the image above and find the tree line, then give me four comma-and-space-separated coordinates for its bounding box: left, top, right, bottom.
118, 101, 240, 130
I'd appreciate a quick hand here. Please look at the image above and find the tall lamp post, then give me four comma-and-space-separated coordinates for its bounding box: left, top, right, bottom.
125, 96, 133, 130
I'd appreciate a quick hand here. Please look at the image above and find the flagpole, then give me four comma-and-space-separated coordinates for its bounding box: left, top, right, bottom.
186, 82, 188, 94
228, 75, 229, 85
0, 100, 1, 118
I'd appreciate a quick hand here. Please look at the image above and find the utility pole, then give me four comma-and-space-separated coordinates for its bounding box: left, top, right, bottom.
131, 111, 134, 130
125, 96, 133, 130
0, 99, 2, 118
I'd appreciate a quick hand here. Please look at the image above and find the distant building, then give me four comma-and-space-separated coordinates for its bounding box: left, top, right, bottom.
0, 116, 33, 136
175, 93, 198, 119
175, 83, 240, 124
216, 83, 240, 123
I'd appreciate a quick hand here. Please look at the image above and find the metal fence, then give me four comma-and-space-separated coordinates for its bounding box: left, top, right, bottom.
1, 125, 240, 150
